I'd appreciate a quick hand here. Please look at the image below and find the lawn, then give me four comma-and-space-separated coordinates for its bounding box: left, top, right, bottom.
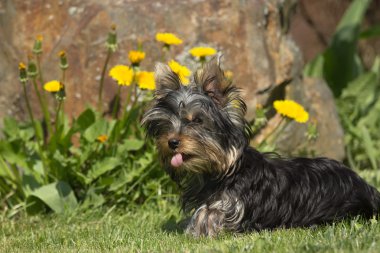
2, 170, 380, 253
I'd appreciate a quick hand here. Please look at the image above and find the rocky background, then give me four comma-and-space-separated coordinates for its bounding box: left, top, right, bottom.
0, 0, 379, 160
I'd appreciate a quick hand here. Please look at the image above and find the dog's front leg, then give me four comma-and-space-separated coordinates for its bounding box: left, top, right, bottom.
185, 204, 225, 237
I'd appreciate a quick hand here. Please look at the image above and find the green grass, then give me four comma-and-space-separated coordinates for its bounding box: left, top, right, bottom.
2, 171, 380, 253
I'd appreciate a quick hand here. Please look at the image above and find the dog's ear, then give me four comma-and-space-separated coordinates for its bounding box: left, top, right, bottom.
195, 57, 231, 106
155, 63, 181, 92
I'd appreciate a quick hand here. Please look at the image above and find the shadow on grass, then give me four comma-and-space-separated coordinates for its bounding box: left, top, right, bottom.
161, 215, 190, 234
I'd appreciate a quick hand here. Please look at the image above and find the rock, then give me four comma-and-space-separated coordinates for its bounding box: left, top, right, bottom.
0, 0, 345, 159
274, 77, 345, 160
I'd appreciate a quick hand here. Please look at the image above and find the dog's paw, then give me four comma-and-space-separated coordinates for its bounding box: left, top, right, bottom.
185, 205, 224, 237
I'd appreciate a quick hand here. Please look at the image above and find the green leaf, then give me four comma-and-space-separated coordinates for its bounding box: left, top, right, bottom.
358, 124, 377, 170
18, 126, 34, 142
360, 25, 380, 39
303, 0, 371, 97
3, 117, 19, 138
26, 181, 78, 214
341, 72, 377, 99
341, 57, 380, 115
117, 139, 145, 154
83, 118, 108, 142
0, 140, 29, 169
22, 173, 41, 194
136, 152, 154, 168
87, 157, 122, 183
81, 187, 105, 209
75, 108, 96, 132
303, 54, 324, 77
0, 155, 14, 179
334, 0, 371, 33
109, 167, 141, 191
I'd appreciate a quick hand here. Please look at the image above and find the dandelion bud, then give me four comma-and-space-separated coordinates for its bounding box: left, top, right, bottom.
18, 62, 28, 83
106, 24, 117, 52
32, 35, 43, 55
58, 50, 69, 70
56, 84, 66, 101
253, 103, 267, 129
27, 59, 38, 77
306, 120, 318, 142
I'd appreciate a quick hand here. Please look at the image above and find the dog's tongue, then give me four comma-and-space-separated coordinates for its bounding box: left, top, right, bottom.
171, 153, 183, 167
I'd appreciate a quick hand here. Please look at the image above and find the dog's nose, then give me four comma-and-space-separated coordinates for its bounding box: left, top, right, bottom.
168, 139, 180, 150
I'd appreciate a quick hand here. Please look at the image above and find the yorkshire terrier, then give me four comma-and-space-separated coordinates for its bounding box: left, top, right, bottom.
142, 58, 380, 237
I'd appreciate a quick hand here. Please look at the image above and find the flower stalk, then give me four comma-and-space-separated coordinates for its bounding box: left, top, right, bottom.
33, 35, 48, 108
28, 58, 52, 137
98, 25, 117, 112
112, 86, 121, 119
55, 98, 63, 133
156, 33, 182, 62
19, 63, 36, 132
55, 82, 66, 133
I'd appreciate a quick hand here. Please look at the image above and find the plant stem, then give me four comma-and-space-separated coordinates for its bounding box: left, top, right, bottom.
122, 84, 133, 120
200, 57, 206, 67
32, 78, 52, 139
36, 54, 44, 85
132, 83, 138, 107
23, 80, 49, 183
266, 117, 286, 144
55, 100, 63, 133
161, 46, 169, 62
61, 69, 66, 85
112, 86, 121, 119
21, 81, 38, 137
98, 49, 112, 112
36, 54, 48, 106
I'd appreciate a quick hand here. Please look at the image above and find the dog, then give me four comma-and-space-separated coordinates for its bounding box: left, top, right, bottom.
142, 58, 380, 237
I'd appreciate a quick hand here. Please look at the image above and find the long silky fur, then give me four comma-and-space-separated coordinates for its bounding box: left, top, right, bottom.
142, 59, 380, 237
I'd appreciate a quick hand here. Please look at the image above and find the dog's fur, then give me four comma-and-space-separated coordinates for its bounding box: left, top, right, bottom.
142, 59, 380, 237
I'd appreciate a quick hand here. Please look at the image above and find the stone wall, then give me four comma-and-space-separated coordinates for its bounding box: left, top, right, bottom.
0, 0, 345, 159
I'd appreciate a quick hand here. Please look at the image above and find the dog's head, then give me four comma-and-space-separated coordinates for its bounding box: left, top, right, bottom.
142, 59, 250, 176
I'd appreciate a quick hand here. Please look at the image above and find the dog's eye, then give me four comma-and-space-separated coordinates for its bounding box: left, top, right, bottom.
192, 117, 203, 124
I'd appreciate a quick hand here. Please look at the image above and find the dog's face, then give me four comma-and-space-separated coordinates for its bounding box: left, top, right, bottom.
142, 59, 250, 176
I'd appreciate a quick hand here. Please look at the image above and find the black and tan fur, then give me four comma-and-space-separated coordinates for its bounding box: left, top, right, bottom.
142, 59, 380, 237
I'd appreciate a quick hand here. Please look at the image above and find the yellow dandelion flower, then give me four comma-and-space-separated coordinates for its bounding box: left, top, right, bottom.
189, 47, 217, 58
109, 65, 134, 86
44, 80, 62, 92
136, 71, 155, 90
128, 50, 146, 65
273, 100, 309, 123
155, 33, 183, 45
96, 134, 108, 143
168, 60, 191, 85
